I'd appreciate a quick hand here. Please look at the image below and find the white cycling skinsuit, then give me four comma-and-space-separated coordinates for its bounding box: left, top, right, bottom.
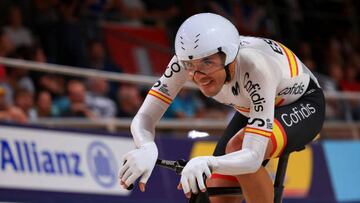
118, 35, 320, 193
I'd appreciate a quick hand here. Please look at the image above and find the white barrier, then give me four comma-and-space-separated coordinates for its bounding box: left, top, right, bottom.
27, 118, 360, 139
1, 57, 360, 139
0, 57, 196, 88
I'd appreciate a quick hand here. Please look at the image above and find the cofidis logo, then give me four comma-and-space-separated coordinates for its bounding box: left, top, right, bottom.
87, 141, 117, 188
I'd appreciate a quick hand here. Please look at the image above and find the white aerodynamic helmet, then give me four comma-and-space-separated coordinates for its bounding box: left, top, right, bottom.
175, 13, 240, 66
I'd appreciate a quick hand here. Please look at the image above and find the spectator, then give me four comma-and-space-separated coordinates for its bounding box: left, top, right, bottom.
39, 74, 66, 103
340, 64, 360, 120
327, 63, 344, 89
13, 88, 35, 120
340, 64, 360, 92
324, 38, 344, 69
141, 0, 184, 38
87, 39, 121, 97
0, 29, 15, 57
303, 58, 346, 120
87, 39, 121, 72
61, 80, 96, 119
20, 44, 68, 105
0, 86, 27, 123
32, 90, 60, 119
324, 62, 353, 120
116, 84, 142, 117
86, 77, 117, 118
2, 67, 35, 106
118, 0, 147, 26
3, 6, 34, 47
303, 58, 337, 91
164, 89, 205, 118
232, 0, 273, 36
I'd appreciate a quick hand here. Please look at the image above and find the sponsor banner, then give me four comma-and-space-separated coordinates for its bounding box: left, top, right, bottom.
0, 124, 342, 203
323, 141, 360, 202
0, 125, 134, 196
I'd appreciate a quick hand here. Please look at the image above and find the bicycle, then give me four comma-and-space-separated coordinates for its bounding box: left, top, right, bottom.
156, 149, 302, 203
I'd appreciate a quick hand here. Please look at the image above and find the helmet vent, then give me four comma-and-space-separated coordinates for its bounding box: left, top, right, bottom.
179, 36, 185, 49
193, 34, 200, 49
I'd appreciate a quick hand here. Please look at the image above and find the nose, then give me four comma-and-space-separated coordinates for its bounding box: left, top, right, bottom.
190, 71, 201, 78
192, 71, 210, 83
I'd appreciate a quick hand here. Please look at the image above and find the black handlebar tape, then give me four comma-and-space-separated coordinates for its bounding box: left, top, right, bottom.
127, 184, 134, 190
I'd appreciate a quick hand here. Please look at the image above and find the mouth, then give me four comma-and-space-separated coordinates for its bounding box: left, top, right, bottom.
197, 79, 212, 87
198, 79, 212, 87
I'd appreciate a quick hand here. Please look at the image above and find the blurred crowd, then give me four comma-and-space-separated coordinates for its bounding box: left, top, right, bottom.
0, 0, 360, 124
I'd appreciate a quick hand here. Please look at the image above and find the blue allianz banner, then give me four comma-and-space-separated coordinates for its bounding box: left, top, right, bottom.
0, 123, 358, 203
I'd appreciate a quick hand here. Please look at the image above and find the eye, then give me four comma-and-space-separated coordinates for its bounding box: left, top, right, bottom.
204, 60, 214, 66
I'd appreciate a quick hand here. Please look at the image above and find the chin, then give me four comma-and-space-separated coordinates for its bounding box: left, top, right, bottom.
200, 87, 219, 97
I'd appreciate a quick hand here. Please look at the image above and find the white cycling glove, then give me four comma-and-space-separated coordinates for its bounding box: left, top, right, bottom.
179, 156, 215, 196
118, 142, 158, 189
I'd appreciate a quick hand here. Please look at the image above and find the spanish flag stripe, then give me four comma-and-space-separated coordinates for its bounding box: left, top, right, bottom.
234, 106, 250, 113
148, 89, 172, 104
270, 132, 277, 157
275, 98, 285, 106
278, 43, 298, 77
270, 119, 287, 158
290, 51, 299, 76
245, 127, 272, 137
276, 119, 288, 155
279, 43, 293, 77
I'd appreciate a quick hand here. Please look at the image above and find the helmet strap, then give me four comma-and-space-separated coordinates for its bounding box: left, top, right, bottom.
224, 65, 231, 83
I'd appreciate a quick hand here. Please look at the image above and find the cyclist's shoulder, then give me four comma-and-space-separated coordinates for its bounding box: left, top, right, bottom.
238, 37, 275, 61
236, 46, 276, 75
238, 36, 291, 58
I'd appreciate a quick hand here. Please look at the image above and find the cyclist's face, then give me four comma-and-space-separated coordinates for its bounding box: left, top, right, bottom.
183, 53, 226, 97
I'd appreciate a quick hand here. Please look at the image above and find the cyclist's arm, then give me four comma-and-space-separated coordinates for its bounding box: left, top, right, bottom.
211, 49, 279, 175
131, 56, 187, 147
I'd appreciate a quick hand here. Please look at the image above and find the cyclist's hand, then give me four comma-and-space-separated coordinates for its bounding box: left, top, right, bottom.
118, 142, 158, 192
178, 156, 213, 198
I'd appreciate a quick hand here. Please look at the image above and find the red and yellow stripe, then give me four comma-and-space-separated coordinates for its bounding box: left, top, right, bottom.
275, 96, 285, 107
270, 119, 287, 158
148, 89, 172, 105
234, 105, 250, 113
278, 42, 299, 77
245, 127, 272, 138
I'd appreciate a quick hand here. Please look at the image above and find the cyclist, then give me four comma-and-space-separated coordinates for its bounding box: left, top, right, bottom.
118, 13, 325, 203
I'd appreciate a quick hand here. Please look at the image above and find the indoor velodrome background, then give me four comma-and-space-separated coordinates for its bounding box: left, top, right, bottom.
1, 0, 360, 202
